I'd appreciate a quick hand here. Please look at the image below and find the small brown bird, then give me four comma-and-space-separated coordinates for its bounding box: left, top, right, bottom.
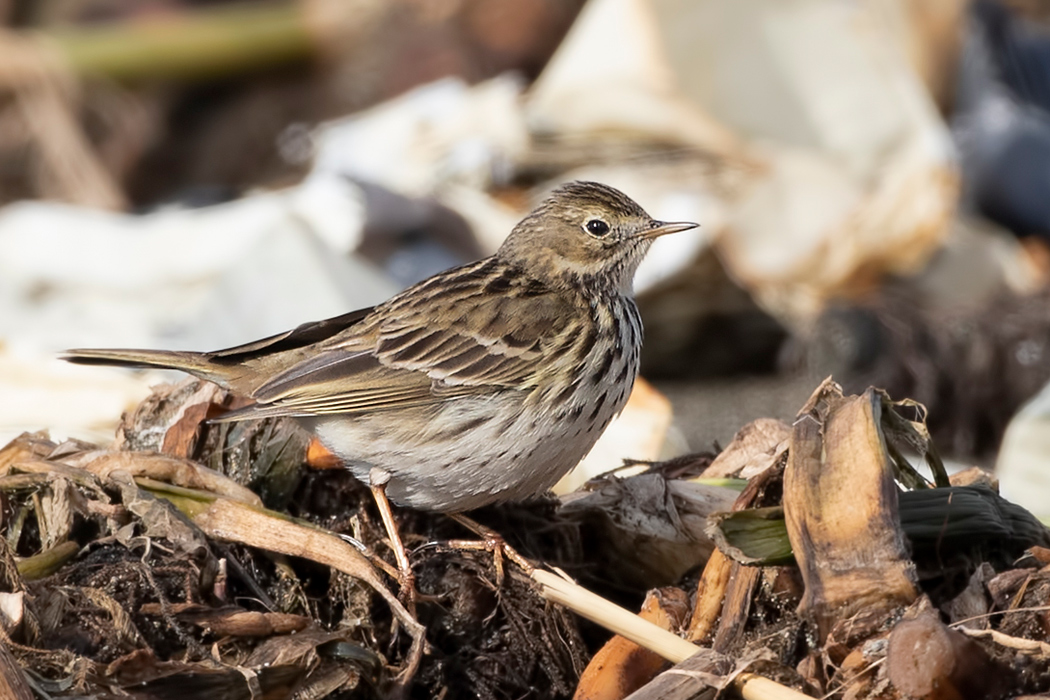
64, 181, 696, 578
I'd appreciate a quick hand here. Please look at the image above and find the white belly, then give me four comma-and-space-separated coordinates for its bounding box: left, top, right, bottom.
305, 377, 630, 512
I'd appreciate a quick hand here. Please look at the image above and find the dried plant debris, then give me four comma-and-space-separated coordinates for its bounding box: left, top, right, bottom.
576, 379, 1050, 699
0, 381, 592, 699
10, 376, 1050, 699
116, 378, 310, 510
559, 473, 736, 589
645, 381, 1050, 700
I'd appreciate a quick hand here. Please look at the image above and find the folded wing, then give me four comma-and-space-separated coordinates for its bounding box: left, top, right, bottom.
224, 264, 580, 420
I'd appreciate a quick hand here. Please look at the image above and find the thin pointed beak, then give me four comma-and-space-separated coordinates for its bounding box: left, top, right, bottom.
637, 220, 699, 240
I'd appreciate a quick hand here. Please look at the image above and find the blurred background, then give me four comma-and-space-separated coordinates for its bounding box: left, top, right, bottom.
2, 0, 1050, 512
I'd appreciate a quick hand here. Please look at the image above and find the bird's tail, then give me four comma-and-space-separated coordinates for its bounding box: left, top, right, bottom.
61, 348, 231, 386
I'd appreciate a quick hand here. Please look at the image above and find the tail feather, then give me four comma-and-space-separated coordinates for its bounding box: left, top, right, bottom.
61, 348, 230, 385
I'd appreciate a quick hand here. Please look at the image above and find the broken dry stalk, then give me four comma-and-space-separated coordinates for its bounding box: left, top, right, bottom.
734, 673, 814, 700
533, 569, 699, 663
711, 565, 760, 653
686, 548, 733, 642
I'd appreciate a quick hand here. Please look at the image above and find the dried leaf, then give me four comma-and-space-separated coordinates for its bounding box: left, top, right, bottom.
38, 477, 73, 550
700, 418, 791, 480
784, 381, 918, 639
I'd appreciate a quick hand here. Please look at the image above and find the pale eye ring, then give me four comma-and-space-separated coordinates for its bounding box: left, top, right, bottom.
585, 219, 611, 237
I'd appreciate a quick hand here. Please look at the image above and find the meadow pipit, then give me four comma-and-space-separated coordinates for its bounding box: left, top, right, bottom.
64, 181, 697, 588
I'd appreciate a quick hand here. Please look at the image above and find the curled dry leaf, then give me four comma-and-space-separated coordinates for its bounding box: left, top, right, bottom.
700, 418, 791, 480
75, 452, 262, 507
784, 380, 919, 640
559, 472, 737, 586
109, 472, 213, 559
0, 431, 56, 473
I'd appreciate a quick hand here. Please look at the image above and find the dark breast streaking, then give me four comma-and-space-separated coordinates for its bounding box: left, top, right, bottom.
305, 264, 643, 512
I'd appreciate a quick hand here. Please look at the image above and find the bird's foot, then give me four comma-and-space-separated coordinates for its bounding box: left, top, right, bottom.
443, 512, 534, 588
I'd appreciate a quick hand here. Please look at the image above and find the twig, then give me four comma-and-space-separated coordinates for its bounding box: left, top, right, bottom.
957, 627, 1050, 656
735, 673, 815, 700
532, 568, 698, 663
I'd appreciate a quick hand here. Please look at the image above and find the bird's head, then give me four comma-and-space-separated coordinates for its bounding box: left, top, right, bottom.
497, 181, 697, 294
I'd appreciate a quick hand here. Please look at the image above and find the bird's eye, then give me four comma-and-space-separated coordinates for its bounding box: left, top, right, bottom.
585, 219, 610, 237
